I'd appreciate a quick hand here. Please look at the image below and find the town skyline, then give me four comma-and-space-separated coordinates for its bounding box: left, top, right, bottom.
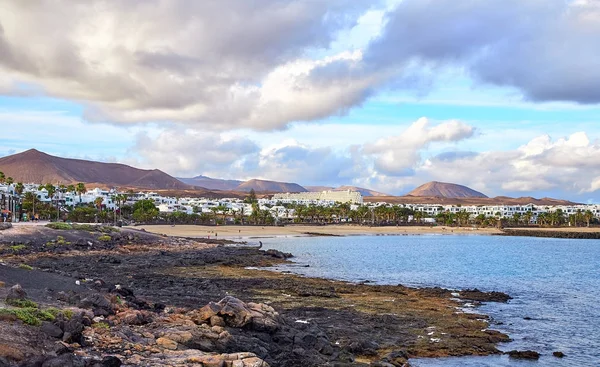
2, 1, 600, 201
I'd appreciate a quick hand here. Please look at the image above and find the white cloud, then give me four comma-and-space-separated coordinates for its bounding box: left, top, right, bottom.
0, 1, 374, 130
364, 117, 475, 175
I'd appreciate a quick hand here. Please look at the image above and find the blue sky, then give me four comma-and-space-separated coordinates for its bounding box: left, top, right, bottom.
1, 0, 600, 201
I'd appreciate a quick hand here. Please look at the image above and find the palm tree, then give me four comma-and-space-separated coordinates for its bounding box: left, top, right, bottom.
0, 171, 5, 183
67, 184, 76, 193
76, 183, 87, 205
584, 210, 594, 227
523, 211, 533, 226
15, 182, 24, 195
6, 177, 14, 185
44, 183, 56, 201
94, 197, 104, 211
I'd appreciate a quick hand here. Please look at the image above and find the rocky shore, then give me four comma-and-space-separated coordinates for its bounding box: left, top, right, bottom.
498, 228, 600, 239
0, 225, 512, 366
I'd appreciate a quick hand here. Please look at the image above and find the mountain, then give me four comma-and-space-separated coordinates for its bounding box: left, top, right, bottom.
236, 179, 307, 193
178, 175, 243, 191
304, 185, 335, 192
0, 149, 190, 189
335, 185, 391, 197
305, 185, 390, 197
407, 181, 488, 198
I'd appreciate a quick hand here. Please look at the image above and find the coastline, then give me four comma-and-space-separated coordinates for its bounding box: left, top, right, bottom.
129, 224, 502, 239
0, 225, 511, 366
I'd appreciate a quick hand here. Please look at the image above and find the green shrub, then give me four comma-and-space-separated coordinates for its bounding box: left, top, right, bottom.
9, 244, 26, 252
6, 298, 37, 308
18, 264, 33, 271
46, 223, 73, 230
40, 307, 74, 320
97, 235, 112, 242
0, 307, 55, 326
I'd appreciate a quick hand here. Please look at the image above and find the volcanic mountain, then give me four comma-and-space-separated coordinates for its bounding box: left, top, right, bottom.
178, 175, 243, 191
0, 149, 190, 189
236, 179, 307, 193
407, 181, 488, 198
305, 185, 390, 197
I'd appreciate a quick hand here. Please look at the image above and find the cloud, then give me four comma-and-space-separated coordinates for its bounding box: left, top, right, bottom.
363, 117, 475, 175
131, 130, 260, 177
365, 0, 600, 104
0, 1, 371, 129
418, 131, 600, 197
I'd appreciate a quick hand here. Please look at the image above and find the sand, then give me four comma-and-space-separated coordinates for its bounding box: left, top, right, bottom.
127, 224, 502, 239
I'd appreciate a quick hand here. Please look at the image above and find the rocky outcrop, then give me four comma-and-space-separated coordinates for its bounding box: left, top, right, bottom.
192, 296, 282, 333
507, 350, 540, 359
6, 284, 27, 303
499, 229, 600, 239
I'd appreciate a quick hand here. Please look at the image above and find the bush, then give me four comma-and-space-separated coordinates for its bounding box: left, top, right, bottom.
6, 298, 38, 308
98, 235, 112, 242
18, 264, 33, 271
46, 307, 74, 319
46, 222, 72, 230
0, 307, 55, 326
9, 244, 26, 252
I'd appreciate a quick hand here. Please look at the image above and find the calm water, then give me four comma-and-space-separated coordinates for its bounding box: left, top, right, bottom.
259, 234, 600, 366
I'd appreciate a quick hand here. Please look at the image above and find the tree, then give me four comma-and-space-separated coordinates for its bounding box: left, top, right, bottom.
132, 199, 159, 223
44, 183, 56, 200
76, 183, 87, 205
523, 211, 533, 226
15, 182, 24, 195
584, 210, 594, 227
6, 177, 13, 185
244, 189, 258, 204
67, 184, 76, 193
0, 171, 4, 183
94, 197, 104, 211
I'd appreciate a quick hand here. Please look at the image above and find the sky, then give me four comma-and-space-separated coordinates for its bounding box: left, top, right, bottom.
1, 0, 600, 201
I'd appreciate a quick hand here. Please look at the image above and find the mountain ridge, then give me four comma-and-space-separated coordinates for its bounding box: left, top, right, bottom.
0, 149, 190, 190
407, 181, 488, 198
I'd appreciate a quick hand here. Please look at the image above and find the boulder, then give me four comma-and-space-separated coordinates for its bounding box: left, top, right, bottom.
6, 284, 27, 302
78, 293, 114, 316
115, 310, 153, 325
507, 350, 540, 360
553, 351, 565, 358
41, 321, 64, 339
193, 296, 282, 333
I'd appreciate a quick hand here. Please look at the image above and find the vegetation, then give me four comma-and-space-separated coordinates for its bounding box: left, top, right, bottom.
6, 298, 37, 308
0, 307, 56, 326
18, 264, 33, 271
46, 222, 119, 233
9, 244, 26, 252
97, 235, 112, 242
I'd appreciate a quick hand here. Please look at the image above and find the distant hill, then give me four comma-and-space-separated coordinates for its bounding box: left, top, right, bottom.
365, 195, 580, 206
304, 185, 335, 192
306, 185, 390, 197
236, 179, 307, 193
178, 175, 243, 191
407, 181, 488, 198
335, 185, 390, 197
0, 149, 190, 190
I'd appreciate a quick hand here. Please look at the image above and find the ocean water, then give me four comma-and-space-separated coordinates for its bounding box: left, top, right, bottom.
259, 234, 600, 366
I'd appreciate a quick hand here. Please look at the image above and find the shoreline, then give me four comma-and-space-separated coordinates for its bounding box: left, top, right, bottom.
129, 224, 502, 239
0, 225, 512, 366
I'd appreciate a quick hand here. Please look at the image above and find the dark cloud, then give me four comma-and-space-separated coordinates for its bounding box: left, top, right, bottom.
365, 0, 600, 104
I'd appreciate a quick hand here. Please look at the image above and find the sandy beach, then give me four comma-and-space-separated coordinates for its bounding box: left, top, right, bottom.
128, 224, 502, 239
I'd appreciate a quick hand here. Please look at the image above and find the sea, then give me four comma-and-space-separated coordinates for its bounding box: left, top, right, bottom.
257, 234, 600, 366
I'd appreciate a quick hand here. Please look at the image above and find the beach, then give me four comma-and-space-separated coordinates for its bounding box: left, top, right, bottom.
129, 224, 502, 238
